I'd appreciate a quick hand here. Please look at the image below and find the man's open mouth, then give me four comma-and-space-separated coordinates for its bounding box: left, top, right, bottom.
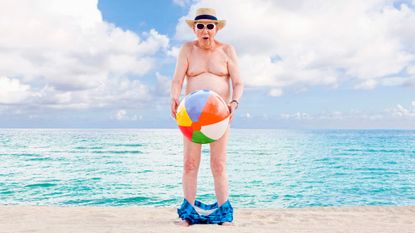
202, 36, 209, 40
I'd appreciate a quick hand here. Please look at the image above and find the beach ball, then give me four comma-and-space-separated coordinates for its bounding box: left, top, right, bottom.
176, 90, 230, 144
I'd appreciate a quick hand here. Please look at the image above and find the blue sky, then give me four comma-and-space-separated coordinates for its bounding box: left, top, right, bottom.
0, 0, 415, 128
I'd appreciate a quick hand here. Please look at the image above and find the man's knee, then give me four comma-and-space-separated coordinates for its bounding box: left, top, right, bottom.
211, 160, 226, 177
183, 158, 199, 173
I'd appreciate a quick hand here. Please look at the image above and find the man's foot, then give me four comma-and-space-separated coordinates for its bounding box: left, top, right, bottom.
220, 222, 233, 226
174, 220, 190, 227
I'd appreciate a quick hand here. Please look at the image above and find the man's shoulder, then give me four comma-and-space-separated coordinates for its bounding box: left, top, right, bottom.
182, 41, 196, 49
220, 43, 235, 55
178, 41, 195, 55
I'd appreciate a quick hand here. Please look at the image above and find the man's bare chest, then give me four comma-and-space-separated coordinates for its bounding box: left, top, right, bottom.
187, 47, 228, 76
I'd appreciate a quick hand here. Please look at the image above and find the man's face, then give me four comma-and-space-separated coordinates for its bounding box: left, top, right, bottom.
193, 21, 218, 41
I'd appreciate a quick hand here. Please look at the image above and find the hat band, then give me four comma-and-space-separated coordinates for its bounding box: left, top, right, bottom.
194, 14, 218, 21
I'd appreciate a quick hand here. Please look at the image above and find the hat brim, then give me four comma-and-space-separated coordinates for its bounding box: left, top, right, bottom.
186, 19, 226, 30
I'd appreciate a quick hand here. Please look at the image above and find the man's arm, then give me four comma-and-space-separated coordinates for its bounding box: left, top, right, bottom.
226, 44, 244, 112
170, 44, 189, 118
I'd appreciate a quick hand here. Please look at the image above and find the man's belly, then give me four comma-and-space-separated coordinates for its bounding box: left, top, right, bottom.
185, 73, 231, 102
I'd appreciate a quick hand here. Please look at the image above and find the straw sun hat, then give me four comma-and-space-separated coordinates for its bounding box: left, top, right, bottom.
185, 8, 226, 30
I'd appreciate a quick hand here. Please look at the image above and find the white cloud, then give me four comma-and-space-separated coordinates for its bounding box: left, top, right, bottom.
408, 65, 415, 76
0, 0, 168, 109
177, 0, 415, 95
34, 78, 151, 109
0, 76, 35, 104
135, 29, 169, 56
278, 101, 415, 122
389, 102, 415, 117
380, 76, 408, 86
0, 76, 151, 110
114, 109, 142, 121
167, 46, 180, 58
155, 72, 171, 97
316, 111, 345, 120
354, 79, 378, 90
115, 109, 127, 120
172, 0, 194, 7
268, 88, 283, 97
280, 112, 313, 120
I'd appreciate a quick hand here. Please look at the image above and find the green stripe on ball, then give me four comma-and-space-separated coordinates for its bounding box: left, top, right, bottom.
192, 131, 215, 144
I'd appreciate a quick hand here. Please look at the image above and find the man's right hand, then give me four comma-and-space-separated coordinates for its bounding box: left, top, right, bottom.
171, 98, 180, 119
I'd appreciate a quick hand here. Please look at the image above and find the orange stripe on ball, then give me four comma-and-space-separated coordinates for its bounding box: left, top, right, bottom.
191, 121, 202, 131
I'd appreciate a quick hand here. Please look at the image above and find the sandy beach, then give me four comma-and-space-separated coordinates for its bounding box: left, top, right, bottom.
0, 205, 414, 233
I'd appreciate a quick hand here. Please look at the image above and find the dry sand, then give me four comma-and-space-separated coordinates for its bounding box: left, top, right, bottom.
1, 205, 414, 233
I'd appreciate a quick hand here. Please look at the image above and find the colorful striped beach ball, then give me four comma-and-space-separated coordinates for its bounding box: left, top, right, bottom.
176, 90, 230, 144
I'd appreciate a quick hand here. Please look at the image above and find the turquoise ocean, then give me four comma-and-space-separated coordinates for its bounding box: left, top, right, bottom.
1, 129, 414, 208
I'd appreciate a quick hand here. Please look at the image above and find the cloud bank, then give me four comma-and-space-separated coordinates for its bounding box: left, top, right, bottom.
0, 0, 169, 110
176, 0, 415, 95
